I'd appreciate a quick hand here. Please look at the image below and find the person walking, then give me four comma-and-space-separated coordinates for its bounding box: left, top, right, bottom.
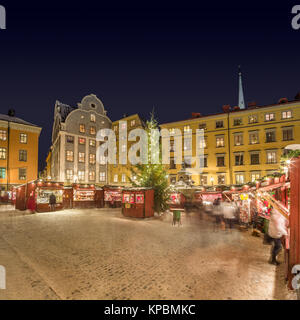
212, 197, 223, 232
223, 200, 236, 232
268, 207, 288, 266
49, 193, 56, 212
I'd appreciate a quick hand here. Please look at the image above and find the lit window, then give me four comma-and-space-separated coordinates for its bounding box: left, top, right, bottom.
265, 113, 275, 121
266, 151, 277, 164
90, 126, 96, 135
217, 174, 226, 185
235, 173, 245, 184
0, 148, 6, 160
0, 167, 6, 179
66, 135, 74, 143
216, 136, 225, 147
99, 155, 106, 165
90, 114, 96, 122
99, 172, 106, 182
66, 151, 74, 162
200, 175, 208, 185
251, 172, 261, 182
282, 111, 292, 119
199, 137, 207, 149
19, 168, 27, 180
184, 126, 191, 133
130, 120, 136, 127
78, 171, 85, 181
184, 138, 192, 151
66, 169, 73, 180
79, 124, 85, 133
89, 139, 96, 147
169, 128, 175, 135
79, 138, 86, 145
0, 130, 7, 141
233, 118, 242, 126
249, 131, 259, 144
78, 152, 85, 163
216, 121, 224, 128
114, 174, 118, 183
89, 171, 95, 181
234, 133, 243, 146
121, 144, 126, 152
89, 154, 96, 164
248, 115, 258, 124
20, 133, 27, 144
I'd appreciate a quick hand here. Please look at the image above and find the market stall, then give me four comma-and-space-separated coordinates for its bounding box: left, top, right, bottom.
200, 191, 223, 213
15, 184, 27, 210
104, 186, 122, 208
72, 184, 96, 209
122, 188, 154, 218
168, 191, 186, 209
95, 187, 104, 208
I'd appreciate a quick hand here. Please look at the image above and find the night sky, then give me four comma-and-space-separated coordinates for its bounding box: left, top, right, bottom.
0, 1, 299, 170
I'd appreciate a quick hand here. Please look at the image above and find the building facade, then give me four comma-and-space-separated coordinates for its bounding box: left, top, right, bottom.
0, 111, 42, 190
109, 114, 144, 186
50, 94, 112, 184
160, 99, 300, 186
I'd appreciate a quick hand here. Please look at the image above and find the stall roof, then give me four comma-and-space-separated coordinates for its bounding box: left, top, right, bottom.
258, 182, 290, 192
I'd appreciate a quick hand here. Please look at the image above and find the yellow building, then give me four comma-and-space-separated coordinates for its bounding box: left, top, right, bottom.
160, 99, 300, 186
109, 114, 145, 186
0, 111, 42, 190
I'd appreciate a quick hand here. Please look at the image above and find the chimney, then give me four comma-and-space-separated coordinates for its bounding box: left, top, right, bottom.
247, 101, 257, 109
278, 97, 288, 104
8, 109, 15, 117
191, 112, 201, 119
222, 105, 231, 113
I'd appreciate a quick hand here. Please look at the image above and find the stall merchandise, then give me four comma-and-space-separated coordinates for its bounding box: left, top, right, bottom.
122, 188, 154, 218
72, 184, 96, 209
104, 186, 122, 208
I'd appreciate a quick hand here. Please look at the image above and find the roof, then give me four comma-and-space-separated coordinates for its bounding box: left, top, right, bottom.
0, 114, 39, 127
56, 100, 77, 122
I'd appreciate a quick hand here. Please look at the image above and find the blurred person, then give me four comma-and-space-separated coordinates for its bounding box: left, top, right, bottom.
212, 197, 223, 232
268, 207, 288, 266
27, 192, 36, 213
223, 200, 235, 232
49, 193, 56, 211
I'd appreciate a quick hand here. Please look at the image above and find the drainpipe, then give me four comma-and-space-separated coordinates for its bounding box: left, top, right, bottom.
227, 112, 232, 185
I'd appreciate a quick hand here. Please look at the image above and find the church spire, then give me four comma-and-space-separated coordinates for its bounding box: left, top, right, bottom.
238, 66, 246, 109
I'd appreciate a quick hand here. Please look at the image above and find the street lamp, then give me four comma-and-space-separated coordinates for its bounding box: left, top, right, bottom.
210, 177, 214, 186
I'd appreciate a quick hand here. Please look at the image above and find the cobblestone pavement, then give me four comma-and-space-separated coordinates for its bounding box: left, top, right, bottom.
0, 208, 296, 300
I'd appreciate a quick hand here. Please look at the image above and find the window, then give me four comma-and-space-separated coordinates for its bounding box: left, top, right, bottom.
99, 155, 106, 165
79, 124, 85, 133
78, 138, 86, 145
200, 175, 208, 185
78, 152, 85, 163
233, 118, 242, 126
0, 168, 6, 179
89, 139, 96, 147
90, 114, 96, 122
66, 135, 74, 143
89, 171, 95, 181
282, 111, 292, 119
78, 171, 85, 181
184, 125, 191, 133
0, 130, 7, 141
265, 113, 275, 121
19, 168, 27, 180
89, 154, 96, 164
266, 150, 277, 164
130, 120, 136, 127
234, 133, 243, 146
0, 148, 6, 160
99, 172, 106, 182
199, 123, 206, 130
217, 156, 225, 167
217, 174, 226, 185
114, 174, 118, 183
90, 126, 96, 135
235, 154, 244, 166
216, 121, 224, 128
169, 158, 176, 169
235, 173, 245, 184
20, 133, 27, 144
216, 136, 225, 147
266, 130, 276, 143
248, 115, 258, 124
250, 153, 260, 165
122, 174, 126, 183
249, 131, 259, 144
66, 169, 73, 180
169, 128, 175, 135
199, 137, 207, 149
282, 127, 293, 141
66, 150, 74, 162
199, 156, 208, 168
19, 150, 27, 162
251, 172, 261, 182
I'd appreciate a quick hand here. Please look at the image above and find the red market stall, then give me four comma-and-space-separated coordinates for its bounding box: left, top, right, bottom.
15, 184, 27, 210
122, 188, 154, 218
104, 186, 122, 208
72, 184, 96, 209
168, 191, 186, 209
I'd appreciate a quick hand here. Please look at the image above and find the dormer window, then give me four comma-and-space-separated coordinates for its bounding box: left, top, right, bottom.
90, 114, 96, 122
91, 103, 96, 108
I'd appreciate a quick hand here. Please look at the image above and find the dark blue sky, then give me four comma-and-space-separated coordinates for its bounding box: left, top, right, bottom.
0, 1, 299, 169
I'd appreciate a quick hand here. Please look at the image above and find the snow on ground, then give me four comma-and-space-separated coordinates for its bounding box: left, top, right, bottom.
0, 208, 297, 300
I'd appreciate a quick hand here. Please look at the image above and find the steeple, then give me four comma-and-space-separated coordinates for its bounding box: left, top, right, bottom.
238, 66, 246, 109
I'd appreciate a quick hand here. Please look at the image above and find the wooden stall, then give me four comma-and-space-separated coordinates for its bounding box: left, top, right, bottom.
15, 184, 27, 210
168, 191, 186, 209
72, 184, 96, 209
104, 186, 122, 208
122, 188, 154, 218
